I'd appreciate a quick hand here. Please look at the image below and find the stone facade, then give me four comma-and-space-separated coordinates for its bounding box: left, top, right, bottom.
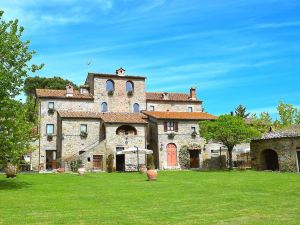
251, 136, 300, 172
33, 68, 217, 172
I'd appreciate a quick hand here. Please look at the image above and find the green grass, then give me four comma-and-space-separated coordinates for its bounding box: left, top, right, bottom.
0, 171, 300, 225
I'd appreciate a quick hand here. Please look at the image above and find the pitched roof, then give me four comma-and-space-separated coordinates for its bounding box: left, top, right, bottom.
146, 92, 202, 103
142, 111, 217, 120
36, 89, 94, 100
58, 111, 148, 124
100, 112, 148, 124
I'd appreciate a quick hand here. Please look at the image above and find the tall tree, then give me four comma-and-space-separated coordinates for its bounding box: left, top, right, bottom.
276, 101, 298, 127
200, 115, 260, 169
0, 10, 42, 169
234, 104, 250, 118
24, 76, 78, 98
249, 112, 273, 134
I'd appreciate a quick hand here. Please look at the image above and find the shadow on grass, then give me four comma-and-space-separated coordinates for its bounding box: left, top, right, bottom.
0, 179, 32, 190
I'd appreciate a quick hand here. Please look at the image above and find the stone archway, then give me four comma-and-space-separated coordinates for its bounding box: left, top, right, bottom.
261, 149, 279, 171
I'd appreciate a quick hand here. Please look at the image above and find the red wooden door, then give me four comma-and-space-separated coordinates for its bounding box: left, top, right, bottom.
167, 143, 177, 166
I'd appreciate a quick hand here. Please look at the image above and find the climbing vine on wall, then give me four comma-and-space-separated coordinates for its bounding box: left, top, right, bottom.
179, 143, 202, 169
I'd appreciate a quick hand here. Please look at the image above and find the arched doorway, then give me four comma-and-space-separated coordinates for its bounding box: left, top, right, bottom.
167, 143, 177, 167
261, 149, 279, 171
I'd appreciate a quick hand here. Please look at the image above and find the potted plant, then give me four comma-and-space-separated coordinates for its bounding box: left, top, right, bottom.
48, 108, 55, 114
168, 132, 175, 139
146, 154, 157, 181
47, 134, 53, 141
191, 131, 197, 137
5, 164, 17, 178
80, 131, 88, 138
108, 90, 114, 96
127, 90, 133, 96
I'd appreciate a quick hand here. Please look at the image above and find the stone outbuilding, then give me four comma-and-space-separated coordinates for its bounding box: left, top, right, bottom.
251, 131, 300, 172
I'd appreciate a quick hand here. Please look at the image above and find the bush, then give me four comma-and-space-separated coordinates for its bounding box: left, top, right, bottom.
106, 154, 114, 173
179, 145, 190, 169
147, 154, 155, 170
70, 160, 82, 172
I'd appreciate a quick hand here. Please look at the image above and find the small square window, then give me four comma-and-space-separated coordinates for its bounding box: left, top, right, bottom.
80, 124, 87, 133
167, 121, 175, 131
150, 105, 155, 111
48, 102, 54, 109
188, 107, 193, 112
46, 124, 54, 135
191, 127, 196, 132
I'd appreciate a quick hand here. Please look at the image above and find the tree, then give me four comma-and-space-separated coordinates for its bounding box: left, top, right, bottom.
24, 76, 78, 99
0, 10, 42, 169
200, 115, 260, 169
276, 101, 298, 127
234, 104, 250, 118
249, 112, 273, 134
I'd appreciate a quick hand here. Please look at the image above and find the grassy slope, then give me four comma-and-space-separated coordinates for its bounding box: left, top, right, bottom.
0, 171, 299, 225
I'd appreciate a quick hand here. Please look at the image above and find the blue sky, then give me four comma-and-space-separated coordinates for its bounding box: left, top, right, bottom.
1, 0, 300, 117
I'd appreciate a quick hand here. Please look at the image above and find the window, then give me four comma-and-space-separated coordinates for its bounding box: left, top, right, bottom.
116, 125, 137, 135
106, 80, 114, 92
126, 81, 134, 92
150, 105, 155, 111
133, 103, 140, 112
46, 124, 54, 135
191, 126, 196, 132
48, 102, 54, 109
188, 107, 193, 112
80, 124, 87, 133
101, 102, 108, 112
164, 121, 178, 132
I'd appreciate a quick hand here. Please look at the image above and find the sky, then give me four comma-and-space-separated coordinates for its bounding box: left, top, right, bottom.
1, 0, 300, 118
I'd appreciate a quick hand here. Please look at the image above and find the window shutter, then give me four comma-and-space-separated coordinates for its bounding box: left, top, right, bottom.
164, 122, 167, 132
175, 122, 178, 132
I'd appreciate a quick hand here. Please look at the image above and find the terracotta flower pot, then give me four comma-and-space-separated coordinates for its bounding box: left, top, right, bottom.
147, 169, 157, 181
140, 165, 147, 174
78, 167, 85, 176
57, 168, 65, 173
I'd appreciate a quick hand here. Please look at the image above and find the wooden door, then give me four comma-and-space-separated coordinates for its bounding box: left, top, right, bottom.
190, 150, 200, 168
93, 155, 103, 170
167, 143, 177, 167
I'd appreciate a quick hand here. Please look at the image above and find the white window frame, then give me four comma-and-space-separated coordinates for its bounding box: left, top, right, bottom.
167, 121, 175, 131
46, 124, 54, 135
80, 124, 87, 133
48, 102, 54, 109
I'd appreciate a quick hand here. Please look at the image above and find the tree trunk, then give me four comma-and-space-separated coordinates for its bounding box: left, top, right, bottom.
228, 147, 233, 170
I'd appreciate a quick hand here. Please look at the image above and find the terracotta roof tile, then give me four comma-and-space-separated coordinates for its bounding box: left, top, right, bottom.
146, 92, 202, 103
100, 112, 148, 124
36, 89, 93, 100
142, 111, 217, 120
58, 111, 148, 124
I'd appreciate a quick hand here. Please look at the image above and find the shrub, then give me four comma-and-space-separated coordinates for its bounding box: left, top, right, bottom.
70, 159, 82, 172
127, 90, 133, 96
147, 154, 155, 170
106, 154, 114, 173
179, 145, 190, 169
107, 90, 114, 96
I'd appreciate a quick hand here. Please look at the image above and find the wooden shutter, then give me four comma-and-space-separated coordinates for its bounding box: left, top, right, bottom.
174, 122, 178, 132
164, 121, 168, 132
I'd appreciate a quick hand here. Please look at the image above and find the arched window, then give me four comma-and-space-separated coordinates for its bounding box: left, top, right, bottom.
126, 81, 134, 93
106, 80, 114, 92
133, 103, 140, 112
101, 102, 108, 112
116, 125, 137, 135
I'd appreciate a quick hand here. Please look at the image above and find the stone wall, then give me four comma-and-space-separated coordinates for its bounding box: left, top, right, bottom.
250, 137, 300, 172
93, 77, 146, 113
150, 119, 206, 169
146, 101, 202, 112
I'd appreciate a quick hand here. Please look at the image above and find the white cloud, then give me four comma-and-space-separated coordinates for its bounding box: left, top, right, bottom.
253, 21, 300, 29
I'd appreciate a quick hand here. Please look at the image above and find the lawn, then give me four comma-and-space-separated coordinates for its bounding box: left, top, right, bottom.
0, 171, 300, 225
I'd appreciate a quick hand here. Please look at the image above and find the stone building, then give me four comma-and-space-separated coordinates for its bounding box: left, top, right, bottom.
33, 68, 216, 171
251, 131, 300, 172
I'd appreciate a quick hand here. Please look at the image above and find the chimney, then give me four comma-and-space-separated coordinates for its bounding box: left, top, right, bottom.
66, 84, 74, 97
162, 92, 169, 100
116, 67, 125, 76
190, 87, 196, 100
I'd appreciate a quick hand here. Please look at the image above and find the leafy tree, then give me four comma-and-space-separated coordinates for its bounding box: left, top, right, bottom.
0, 10, 41, 168
277, 101, 298, 127
234, 104, 250, 118
24, 76, 78, 98
200, 115, 260, 169
249, 112, 273, 134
